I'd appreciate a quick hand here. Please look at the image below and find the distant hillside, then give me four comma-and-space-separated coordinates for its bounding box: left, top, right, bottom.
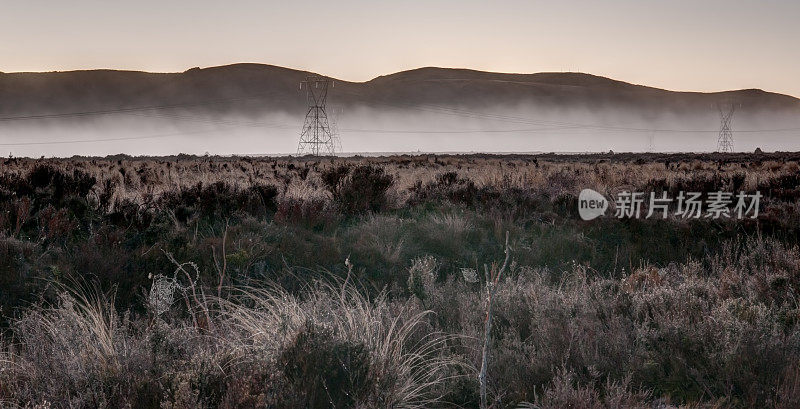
1, 63, 799, 119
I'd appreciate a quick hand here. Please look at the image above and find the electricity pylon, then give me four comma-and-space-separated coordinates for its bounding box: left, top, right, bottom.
297, 76, 337, 156
716, 102, 736, 153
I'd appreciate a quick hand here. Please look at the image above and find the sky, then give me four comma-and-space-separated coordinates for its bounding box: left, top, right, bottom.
1, 0, 799, 97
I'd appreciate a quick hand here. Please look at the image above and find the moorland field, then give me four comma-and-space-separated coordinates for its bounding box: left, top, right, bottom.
1, 152, 800, 408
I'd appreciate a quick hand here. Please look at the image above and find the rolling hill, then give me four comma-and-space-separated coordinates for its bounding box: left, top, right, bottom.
1, 63, 798, 119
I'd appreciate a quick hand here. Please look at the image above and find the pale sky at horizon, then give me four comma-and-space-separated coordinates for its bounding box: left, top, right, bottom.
1, 0, 799, 97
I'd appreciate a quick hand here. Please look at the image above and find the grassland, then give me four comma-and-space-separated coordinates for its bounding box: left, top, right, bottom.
1, 152, 800, 408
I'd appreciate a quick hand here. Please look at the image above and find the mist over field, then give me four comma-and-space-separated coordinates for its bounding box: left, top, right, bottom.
2, 65, 799, 157
4, 104, 800, 157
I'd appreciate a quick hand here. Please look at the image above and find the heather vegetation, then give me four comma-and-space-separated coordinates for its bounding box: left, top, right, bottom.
1, 152, 800, 408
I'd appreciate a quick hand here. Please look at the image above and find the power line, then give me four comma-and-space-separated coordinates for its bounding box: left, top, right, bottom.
2, 115, 799, 148
2, 90, 800, 149
367, 101, 800, 134
0, 93, 282, 122
0, 121, 295, 146
341, 126, 585, 134
331, 91, 800, 134
3, 89, 798, 134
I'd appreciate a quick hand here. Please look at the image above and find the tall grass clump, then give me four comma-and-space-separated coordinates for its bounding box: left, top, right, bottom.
3, 283, 128, 407
217, 279, 460, 408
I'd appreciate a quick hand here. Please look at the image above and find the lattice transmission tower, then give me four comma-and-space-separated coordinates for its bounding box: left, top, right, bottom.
297, 76, 338, 156
716, 102, 736, 153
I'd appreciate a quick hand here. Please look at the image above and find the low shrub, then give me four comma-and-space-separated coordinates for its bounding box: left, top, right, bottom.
324, 165, 394, 215
280, 323, 372, 408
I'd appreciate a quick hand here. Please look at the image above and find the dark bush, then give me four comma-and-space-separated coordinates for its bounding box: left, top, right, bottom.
27, 164, 96, 204
0, 237, 40, 318
329, 165, 393, 214
408, 171, 478, 206
274, 198, 338, 230
280, 323, 372, 409
320, 165, 351, 193
243, 184, 279, 215
0, 165, 97, 238
158, 182, 278, 222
